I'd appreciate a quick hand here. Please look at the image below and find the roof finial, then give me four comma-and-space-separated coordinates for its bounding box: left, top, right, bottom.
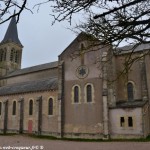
14, 9, 16, 15
14, 0, 17, 14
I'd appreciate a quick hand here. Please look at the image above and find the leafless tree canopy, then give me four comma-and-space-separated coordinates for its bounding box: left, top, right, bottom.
49, 0, 150, 47
1, 0, 150, 81
0, 0, 30, 23
1, 0, 150, 47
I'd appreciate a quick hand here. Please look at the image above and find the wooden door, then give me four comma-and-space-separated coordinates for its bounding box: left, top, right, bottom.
28, 120, 33, 134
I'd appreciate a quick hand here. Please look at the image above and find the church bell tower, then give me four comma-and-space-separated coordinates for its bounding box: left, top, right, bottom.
0, 16, 23, 76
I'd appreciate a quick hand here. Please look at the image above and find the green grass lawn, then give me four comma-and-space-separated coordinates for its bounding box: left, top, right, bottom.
28, 134, 150, 142
1, 133, 150, 142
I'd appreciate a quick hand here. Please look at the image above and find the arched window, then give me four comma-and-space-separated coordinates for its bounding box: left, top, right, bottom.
15, 51, 19, 63
127, 82, 134, 101
0, 50, 2, 62
12, 101, 16, 115
71, 85, 81, 104
29, 100, 33, 115
4, 49, 6, 61
81, 43, 85, 50
48, 98, 53, 115
0, 102, 1, 115
84, 83, 94, 103
74, 86, 79, 103
4, 48, 7, 61
0, 50, 4, 62
10, 48, 14, 62
86, 84, 92, 102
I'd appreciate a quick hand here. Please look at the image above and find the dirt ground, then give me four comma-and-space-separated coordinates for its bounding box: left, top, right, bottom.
0, 135, 150, 150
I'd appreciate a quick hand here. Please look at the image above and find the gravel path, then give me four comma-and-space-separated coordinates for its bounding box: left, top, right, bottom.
0, 135, 150, 150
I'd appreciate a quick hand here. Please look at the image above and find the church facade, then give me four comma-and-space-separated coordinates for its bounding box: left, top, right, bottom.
0, 17, 150, 139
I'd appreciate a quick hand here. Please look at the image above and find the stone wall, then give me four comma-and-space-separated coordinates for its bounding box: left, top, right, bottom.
109, 107, 145, 139
59, 34, 110, 138
0, 90, 59, 136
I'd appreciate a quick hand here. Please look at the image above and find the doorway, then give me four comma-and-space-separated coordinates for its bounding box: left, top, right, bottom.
28, 120, 33, 134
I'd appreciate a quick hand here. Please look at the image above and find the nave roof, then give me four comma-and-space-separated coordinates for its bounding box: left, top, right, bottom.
5, 61, 58, 78
0, 77, 58, 96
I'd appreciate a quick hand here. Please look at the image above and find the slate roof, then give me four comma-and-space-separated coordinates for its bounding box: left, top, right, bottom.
1, 17, 22, 46
0, 77, 58, 96
5, 61, 58, 78
110, 100, 148, 109
116, 43, 150, 55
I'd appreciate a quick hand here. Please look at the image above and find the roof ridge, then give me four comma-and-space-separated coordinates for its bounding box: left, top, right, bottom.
21, 61, 58, 70
4, 61, 58, 78
0, 77, 58, 96
2, 77, 58, 88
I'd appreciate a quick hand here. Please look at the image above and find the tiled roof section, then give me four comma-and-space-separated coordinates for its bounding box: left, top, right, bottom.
116, 43, 150, 55
6, 61, 58, 77
110, 100, 148, 109
0, 77, 58, 96
1, 17, 22, 46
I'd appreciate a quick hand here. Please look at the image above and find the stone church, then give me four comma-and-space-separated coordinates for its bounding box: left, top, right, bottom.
0, 17, 150, 139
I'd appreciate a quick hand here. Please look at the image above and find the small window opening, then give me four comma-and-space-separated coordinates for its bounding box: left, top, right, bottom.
128, 117, 133, 127
120, 117, 125, 127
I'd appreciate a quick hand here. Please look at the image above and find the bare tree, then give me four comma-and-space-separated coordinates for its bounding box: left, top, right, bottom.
1, 0, 150, 46
47, 0, 150, 80
48, 0, 150, 47
0, 0, 31, 24
1, 0, 150, 78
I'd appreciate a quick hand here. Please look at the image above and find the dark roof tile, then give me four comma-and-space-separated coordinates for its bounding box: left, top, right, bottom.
110, 100, 148, 108
0, 77, 58, 96
5, 61, 58, 77
1, 17, 22, 46
116, 43, 150, 55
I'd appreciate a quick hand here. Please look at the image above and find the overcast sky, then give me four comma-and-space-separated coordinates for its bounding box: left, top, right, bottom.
0, 2, 77, 68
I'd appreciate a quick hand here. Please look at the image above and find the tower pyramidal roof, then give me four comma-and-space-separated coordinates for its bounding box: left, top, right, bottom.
1, 16, 22, 46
